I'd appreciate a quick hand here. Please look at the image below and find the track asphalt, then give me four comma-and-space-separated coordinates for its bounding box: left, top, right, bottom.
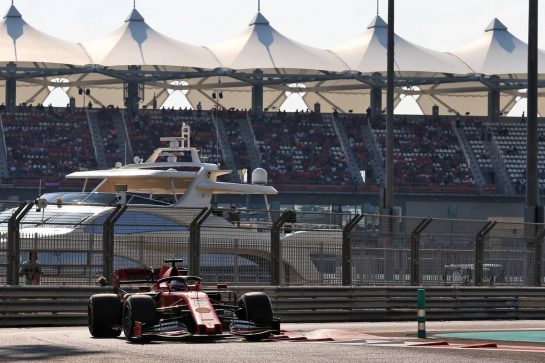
0, 321, 544, 362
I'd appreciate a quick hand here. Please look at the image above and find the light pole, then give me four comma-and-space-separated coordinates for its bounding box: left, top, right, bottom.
382, 0, 395, 215
526, 0, 539, 220
526, 0, 542, 286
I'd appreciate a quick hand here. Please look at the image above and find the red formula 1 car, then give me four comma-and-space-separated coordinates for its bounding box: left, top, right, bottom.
88, 259, 280, 342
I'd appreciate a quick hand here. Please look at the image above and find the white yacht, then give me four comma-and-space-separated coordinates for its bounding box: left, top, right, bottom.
0, 124, 337, 284
65, 122, 277, 208
1, 123, 277, 236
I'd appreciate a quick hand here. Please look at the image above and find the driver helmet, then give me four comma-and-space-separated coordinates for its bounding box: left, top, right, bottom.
170, 279, 187, 291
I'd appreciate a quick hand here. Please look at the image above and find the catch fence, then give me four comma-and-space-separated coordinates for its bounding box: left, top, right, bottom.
0, 200, 544, 287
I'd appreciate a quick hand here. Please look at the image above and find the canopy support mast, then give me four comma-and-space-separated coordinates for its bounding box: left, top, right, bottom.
5, 62, 16, 113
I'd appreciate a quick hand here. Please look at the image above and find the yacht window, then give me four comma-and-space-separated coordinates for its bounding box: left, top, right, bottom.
53, 193, 89, 204
127, 196, 171, 206
83, 193, 117, 205
158, 153, 193, 163
143, 166, 200, 172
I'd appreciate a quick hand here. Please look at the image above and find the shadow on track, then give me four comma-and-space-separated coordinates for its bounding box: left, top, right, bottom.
0, 344, 102, 360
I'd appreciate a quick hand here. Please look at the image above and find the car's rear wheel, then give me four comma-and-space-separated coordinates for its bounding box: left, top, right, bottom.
123, 295, 158, 341
88, 294, 122, 338
237, 292, 274, 341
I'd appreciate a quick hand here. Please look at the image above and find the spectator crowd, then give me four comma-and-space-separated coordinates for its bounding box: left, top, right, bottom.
3, 107, 95, 185
6, 107, 545, 195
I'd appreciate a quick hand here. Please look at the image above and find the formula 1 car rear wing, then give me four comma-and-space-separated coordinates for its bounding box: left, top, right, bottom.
114, 263, 189, 290
114, 268, 156, 289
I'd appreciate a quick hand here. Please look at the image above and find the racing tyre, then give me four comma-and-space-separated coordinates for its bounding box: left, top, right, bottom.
123, 295, 158, 341
238, 292, 274, 341
88, 294, 122, 338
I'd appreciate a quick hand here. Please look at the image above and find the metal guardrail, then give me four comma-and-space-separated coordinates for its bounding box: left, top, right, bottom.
238, 286, 545, 322
1, 286, 545, 327
0, 286, 110, 327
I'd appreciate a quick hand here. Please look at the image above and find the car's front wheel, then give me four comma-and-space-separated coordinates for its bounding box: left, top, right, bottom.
237, 292, 274, 341
123, 295, 158, 341
88, 294, 122, 338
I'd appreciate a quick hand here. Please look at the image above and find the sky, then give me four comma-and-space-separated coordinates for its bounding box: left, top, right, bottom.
2, 0, 542, 49
1, 0, 542, 113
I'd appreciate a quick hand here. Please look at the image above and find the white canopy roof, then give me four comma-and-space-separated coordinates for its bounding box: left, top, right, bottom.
452, 18, 545, 75
0, 77, 49, 105
2, 8, 545, 115
303, 88, 400, 114
0, 5, 91, 66
415, 82, 518, 116
82, 9, 221, 68
209, 12, 347, 72
331, 16, 471, 75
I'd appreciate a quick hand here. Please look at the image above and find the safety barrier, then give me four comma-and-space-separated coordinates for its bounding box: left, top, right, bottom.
238, 286, 545, 322
0, 286, 109, 327
1, 286, 545, 327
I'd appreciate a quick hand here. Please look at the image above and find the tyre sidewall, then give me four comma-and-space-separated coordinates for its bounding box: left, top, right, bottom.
123, 295, 158, 341
238, 292, 273, 326
88, 294, 122, 338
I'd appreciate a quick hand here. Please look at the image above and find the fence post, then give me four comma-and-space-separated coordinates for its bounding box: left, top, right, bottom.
270, 211, 296, 286
342, 214, 364, 286
189, 208, 212, 276
87, 234, 94, 285
102, 205, 127, 285
6, 202, 33, 285
417, 288, 426, 338
410, 218, 433, 286
533, 227, 545, 286
475, 221, 496, 286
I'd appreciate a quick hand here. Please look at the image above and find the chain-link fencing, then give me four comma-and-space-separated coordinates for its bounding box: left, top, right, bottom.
1, 201, 545, 287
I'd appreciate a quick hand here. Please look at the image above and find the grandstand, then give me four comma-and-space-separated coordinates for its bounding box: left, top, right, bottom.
219, 110, 252, 171
488, 121, 545, 194
250, 112, 352, 185
0, 106, 539, 197
1, 108, 96, 187
371, 115, 477, 193
126, 109, 222, 165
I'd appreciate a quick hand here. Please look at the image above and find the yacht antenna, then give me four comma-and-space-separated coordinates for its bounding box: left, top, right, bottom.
181, 122, 191, 148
